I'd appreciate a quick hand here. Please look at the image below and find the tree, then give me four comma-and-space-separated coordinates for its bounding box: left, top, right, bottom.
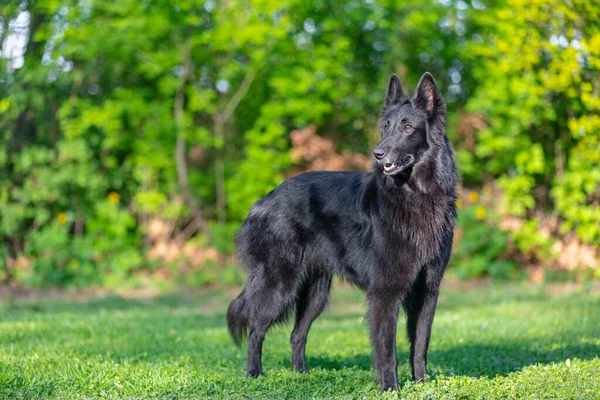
465, 0, 600, 247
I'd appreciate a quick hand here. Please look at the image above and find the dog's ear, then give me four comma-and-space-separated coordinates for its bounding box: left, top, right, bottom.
414, 72, 446, 127
383, 74, 407, 110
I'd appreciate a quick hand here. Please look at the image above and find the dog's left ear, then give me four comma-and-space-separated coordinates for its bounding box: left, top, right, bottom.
414, 72, 446, 128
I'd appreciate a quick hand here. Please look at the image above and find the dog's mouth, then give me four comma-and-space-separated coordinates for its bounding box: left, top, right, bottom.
382, 155, 414, 175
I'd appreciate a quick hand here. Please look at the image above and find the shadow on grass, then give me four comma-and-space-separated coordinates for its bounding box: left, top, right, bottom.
302, 339, 600, 378
4, 288, 599, 381
306, 354, 374, 371
428, 341, 600, 377
66, 307, 598, 381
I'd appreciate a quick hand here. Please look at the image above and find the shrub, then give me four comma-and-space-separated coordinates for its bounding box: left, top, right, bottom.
465, 0, 600, 249
452, 205, 520, 280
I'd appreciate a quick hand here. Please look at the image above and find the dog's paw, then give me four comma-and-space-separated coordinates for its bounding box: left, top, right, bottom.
246, 369, 263, 378
292, 364, 309, 373
380, 382, 399, 392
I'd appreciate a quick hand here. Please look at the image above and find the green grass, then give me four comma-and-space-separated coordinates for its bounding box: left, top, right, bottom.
1, 282, 599, 399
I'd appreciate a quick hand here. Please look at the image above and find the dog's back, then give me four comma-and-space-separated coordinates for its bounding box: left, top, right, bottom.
237, 171, 373, 286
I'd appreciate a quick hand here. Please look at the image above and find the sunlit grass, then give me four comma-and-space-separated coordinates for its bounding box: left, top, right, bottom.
1, 282, 599, 399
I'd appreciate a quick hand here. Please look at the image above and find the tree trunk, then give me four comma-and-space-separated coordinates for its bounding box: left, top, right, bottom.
175, 42, 206, 233
214, 115, 227, 224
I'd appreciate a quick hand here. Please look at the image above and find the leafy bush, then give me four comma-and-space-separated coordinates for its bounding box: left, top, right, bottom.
2, 0, 479, 287
207, 222, 240, 257
452, 205, 520, 280
1, 0, 598, 287
465, 0, 600, 248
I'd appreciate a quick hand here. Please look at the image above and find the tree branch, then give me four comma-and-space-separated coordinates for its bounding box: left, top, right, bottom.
175, 40, 206, 233
220, 68, 257, 123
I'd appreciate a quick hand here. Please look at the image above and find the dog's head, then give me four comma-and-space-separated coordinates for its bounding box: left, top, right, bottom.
373, 72, 446, 176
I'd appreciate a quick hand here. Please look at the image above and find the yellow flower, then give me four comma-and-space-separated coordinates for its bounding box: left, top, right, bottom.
456, 199, 462, 209
108, 191, 120, 204
469, 191, 480, 202
69, 259, 80, 270
476, 206, 487, 220
57, 212, 68, 225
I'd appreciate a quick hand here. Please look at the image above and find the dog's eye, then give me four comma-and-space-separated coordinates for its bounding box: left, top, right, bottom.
404, 124, 414, 133
383, 121, 390, 131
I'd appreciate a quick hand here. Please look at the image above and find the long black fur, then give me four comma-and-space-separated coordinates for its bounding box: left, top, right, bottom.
227, 72, 458, 391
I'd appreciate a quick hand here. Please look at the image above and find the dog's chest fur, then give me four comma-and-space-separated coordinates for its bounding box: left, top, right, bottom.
379, 183, 455, 268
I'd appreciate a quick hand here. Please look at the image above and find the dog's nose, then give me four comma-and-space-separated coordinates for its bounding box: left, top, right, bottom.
373, 148, 385, 160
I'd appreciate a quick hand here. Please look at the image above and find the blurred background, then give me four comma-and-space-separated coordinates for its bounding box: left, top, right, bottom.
1, 0, 599, 290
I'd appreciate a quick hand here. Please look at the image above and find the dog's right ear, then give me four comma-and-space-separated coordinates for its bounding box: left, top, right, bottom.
383, 74, 407, 111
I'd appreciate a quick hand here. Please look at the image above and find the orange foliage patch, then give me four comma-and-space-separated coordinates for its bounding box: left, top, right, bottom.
289, 125, 371, 176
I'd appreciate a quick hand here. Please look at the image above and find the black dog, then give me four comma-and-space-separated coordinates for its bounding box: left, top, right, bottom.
227, 72, 458, 391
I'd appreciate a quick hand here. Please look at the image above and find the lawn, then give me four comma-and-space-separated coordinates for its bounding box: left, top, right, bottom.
1, 281, 599, 399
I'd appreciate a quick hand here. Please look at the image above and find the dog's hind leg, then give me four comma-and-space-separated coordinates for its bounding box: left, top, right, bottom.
246, 315, 271, 377
245, 268, 296, 378
290, 272, 333, 373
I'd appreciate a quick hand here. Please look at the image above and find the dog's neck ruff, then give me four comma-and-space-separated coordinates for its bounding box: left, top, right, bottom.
370, 142, 457, 264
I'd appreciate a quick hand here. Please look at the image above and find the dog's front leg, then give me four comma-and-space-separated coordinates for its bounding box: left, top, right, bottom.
406, 281, 440, 382
367, 291, 401, 391
405, 264, 445, 382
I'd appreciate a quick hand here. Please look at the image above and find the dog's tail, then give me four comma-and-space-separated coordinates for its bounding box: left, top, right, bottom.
227, 288, 249, 347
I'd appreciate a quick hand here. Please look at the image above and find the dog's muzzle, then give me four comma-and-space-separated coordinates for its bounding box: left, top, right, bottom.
381, 155, 414, 175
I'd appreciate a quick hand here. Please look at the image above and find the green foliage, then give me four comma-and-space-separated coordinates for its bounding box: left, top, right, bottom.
2, 0, 487, 286
185, 263, 246, 287
207, 222, 239, 256
452, 206, 520, 280
1, 284, 599, 398
510, 219, 555, 260
465, 0, 600, 248
1, 0, 598, 286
